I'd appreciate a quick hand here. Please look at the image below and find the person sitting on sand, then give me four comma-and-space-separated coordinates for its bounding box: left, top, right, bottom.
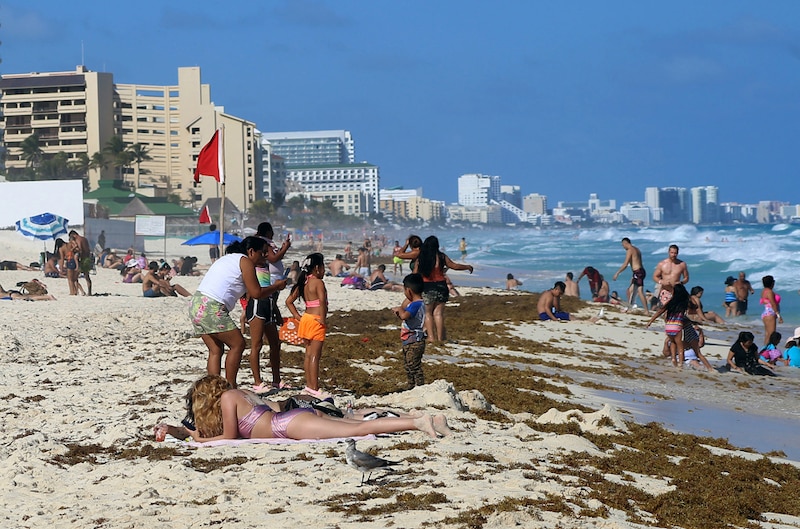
102, 250, 124, 270
328, 254, 350, 277
726, 331, 775, 376
43, 253, 61, 278
506, 273, 523, 290
153, 375, 451, 442
782, 339, 800, 367
593, 276, 610, 303
681, 321, 714, 372
368, 264, 403, 292
0, 283, 56, 301
687, 286, 725, 325
759, 332, 783, 366
537, 281, 569, 321
121, 260, 143, 283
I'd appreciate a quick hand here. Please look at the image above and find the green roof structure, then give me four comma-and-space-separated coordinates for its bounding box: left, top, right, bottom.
85, 180, 195, 216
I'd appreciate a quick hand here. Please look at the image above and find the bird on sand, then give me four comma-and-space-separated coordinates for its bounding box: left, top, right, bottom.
345, 438, 399, 486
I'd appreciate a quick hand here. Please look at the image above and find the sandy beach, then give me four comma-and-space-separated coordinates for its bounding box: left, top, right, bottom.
2, 230, 800, 529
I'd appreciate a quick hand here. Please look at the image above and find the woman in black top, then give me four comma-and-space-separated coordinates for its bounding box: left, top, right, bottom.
726, 331, 775, 376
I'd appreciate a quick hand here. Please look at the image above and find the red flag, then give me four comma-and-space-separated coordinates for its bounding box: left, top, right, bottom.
198, 205, 212, 224
193, 128, 225, 184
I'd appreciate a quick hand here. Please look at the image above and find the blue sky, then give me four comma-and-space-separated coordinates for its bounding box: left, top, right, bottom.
2, 1, 799, 205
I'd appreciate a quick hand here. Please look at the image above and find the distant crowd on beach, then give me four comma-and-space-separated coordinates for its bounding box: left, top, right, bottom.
532, 236, 799, 375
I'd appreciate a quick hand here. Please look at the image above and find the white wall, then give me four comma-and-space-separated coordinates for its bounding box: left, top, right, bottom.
0, 180, 85, 228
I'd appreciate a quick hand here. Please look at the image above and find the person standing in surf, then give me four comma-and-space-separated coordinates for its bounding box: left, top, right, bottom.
612, 237, 649, 314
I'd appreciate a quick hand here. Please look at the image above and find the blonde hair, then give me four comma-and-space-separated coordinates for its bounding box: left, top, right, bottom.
186, 375, 230, 438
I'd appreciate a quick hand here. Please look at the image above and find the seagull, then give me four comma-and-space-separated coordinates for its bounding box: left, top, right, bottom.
345, 438, 399, 486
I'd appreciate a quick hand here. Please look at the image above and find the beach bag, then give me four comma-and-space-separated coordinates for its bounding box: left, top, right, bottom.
17, 279, 47, 296
279, 317, 304, 345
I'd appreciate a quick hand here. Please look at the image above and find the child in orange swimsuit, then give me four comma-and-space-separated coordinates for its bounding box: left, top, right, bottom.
286, 253, 328, 398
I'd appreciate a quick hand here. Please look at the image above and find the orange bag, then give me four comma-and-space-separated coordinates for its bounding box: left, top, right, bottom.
279, 317, 304, 345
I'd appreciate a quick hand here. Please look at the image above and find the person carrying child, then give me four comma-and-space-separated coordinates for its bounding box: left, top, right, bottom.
285, 253, 329, 398
392, 273, 427, 389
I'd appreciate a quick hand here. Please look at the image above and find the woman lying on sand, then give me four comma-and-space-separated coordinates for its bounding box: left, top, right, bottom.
0, 284, 56, 301
154, 375, 451, 443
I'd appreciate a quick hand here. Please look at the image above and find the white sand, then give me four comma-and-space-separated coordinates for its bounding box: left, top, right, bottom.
1, 230, 799, 528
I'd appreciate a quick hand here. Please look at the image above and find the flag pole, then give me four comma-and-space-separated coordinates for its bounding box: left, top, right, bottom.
218, 125, 226, 253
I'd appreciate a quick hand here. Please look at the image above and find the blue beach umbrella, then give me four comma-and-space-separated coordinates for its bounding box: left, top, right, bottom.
182, 231, 242, 246
15, 212, 70, 241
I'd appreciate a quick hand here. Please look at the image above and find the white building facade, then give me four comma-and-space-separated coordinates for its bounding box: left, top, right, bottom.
458, 173, 501, 206
260, 130, 355, 166
285, 162, 379, 216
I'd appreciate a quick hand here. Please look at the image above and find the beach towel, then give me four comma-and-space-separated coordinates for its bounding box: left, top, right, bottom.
171, 434, 375, 448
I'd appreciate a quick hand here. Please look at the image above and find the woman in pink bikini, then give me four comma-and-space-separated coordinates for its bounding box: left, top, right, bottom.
760, 275, 783, 346
154, 375, 450, 442
286, 253, 329, 398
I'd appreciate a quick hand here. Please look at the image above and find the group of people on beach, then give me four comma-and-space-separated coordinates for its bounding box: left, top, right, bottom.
535, 237, 796, 375
154, 224, 456, 445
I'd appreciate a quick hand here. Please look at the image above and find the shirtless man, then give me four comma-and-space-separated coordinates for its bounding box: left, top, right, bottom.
564, 272, 580, 298
612, 237, 649, 313
142, 262, 168, 297
354, 247, 370, 277
537, 281, 570, 321
594, 276, 610, 303
652, 244, 689, 306
328, 255, 350, 277
69, 230, 93, 295
733, 271, 755, 316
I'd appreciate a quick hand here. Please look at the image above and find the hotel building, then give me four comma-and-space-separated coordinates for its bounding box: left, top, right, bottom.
0, 66, 258, 212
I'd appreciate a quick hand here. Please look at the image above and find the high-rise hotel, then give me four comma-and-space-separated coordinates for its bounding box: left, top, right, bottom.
0, 66, 258, 211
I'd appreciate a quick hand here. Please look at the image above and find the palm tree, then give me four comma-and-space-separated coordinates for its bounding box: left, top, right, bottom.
128, 143, 152, 188
103, 135, 131, 183
70, 153, 91, 190
20, 134, 44, 170
89, 151, 109, 181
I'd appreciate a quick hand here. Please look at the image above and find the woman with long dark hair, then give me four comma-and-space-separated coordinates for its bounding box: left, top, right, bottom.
416, 236, 473, 343
726, 331, 775, 376
189, 237, 287, 387
646, 283, 691, 366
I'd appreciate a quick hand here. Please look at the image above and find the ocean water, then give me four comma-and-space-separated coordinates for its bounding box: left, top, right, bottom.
393, 224, 800, 340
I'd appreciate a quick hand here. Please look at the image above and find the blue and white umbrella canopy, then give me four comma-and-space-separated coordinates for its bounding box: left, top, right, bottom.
15, 212, 70, 241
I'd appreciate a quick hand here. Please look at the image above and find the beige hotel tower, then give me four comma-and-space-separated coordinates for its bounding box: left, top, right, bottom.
0, 66, 258, 211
